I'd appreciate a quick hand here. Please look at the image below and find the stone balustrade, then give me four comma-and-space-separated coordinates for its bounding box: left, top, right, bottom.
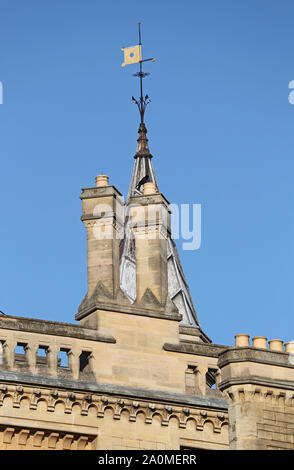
0, 336, 95, 381
0, 315, 228, 398
0, 315, 116, 381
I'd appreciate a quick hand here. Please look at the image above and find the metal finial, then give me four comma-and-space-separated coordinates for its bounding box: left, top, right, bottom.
131, 23, 155, 125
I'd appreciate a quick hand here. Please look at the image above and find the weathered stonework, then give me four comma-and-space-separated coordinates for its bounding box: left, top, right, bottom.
0, 132, 293, 450
0, 379, 229, 450
218, 347, 294, 449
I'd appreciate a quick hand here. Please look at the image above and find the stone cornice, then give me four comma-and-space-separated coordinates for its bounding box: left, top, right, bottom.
0, 370, 228, 410
80, 185, 123, 199
80, 212, 124, 227
0, 315, 116, 343
179, 326, 212, 344
163, 342, 230, 358
128, 193, 171, 209
218, 347, 294, 369
76, 301, 182, 323
219, 375, 294, 392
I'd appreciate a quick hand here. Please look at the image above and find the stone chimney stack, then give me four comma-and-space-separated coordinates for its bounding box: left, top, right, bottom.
80, 174, 123, 300
128, 186, 170, 307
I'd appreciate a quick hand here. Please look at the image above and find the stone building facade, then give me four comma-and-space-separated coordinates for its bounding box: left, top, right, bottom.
0, 123, 293, 450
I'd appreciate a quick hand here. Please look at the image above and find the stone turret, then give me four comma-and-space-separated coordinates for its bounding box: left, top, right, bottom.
218, 335, 294, 450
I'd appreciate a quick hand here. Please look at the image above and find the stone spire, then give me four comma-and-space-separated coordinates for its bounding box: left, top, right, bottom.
126, 123, 159, 203
120, 23, 205, 335
121, 123, 202, 330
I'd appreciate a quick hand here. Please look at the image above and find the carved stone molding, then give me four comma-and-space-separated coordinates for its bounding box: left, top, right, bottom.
0, 425, 96, 450
223, 385, 294, 406
0, 384, 229, 434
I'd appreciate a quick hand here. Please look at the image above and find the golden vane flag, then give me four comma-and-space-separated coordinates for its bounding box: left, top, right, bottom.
121, 45, 142, 67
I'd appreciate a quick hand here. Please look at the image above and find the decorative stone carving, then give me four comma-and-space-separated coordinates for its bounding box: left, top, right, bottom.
48, 432, 59, 449
0, 384, 229, 437
33, 431, 44, 447
63, 434, 74, 450
3, 428, 15, 444
18, 429, 30, 445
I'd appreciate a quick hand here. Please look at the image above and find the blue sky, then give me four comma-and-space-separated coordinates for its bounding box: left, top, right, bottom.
0, 0, 293, 346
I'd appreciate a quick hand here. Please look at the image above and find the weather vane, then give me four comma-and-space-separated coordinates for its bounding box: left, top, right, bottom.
121, 23, 155, 125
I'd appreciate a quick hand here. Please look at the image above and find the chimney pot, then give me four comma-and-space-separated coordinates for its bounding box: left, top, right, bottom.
143, 182, 156, 195
252, 336, 268, 349
235, 334, 250, 348
269, 339, 284, 352
284, 342, 294, 353
96, 174, 109, 187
